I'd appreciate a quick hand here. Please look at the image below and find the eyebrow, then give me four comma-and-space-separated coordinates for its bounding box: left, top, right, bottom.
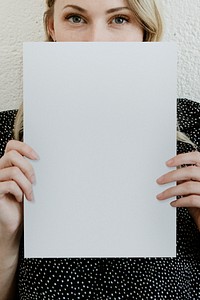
106, 7, 131, 14
63, 5, 86, 13
63, 5, 131, 14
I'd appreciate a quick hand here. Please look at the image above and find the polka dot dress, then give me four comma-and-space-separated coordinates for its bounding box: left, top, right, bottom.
0, 109, 17, 154
1, 99, 200, 299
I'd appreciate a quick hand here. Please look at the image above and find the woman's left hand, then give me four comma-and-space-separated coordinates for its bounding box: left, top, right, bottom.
156, 151, 200, 231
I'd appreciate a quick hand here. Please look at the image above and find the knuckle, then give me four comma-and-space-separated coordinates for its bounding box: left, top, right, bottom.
27, 164, 34, 174
5, 140, 15, 151
189, 195, 197, 206
182, 166, 197, 178
28, 164, 35, 178
194, 151, 200, 159
7, 149, 18, 159
5, 140, 20, 153
11, 166, 20, 178
188, 166, 200, 178
7, 180, 16, 192
185, 181, 194, 191
191, 151, 200, 163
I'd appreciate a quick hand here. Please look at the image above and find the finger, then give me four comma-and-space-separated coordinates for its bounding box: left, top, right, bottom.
171, 195, 200, 208
5, 140, 39, 160
0, 167, 33, 200
157, 166, 200, 185
0, 181, 23, 203
166, 151, 200, 167
157, 181, 200, 200
0, 151, 36, 184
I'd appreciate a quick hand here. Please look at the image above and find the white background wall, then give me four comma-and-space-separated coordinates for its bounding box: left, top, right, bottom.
0, 0, 200, 111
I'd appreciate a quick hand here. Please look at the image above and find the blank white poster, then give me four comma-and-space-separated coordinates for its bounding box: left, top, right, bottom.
24, 42, 177, 258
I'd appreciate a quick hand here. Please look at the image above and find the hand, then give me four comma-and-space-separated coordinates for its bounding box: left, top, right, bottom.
156, 151, 200, 231
0, 140, 39, 250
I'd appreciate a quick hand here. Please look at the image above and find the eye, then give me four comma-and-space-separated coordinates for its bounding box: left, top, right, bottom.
112, 15, 129, 25
66, 14, 85, 24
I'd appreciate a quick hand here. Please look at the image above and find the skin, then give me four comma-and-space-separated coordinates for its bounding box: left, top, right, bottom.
0, 141, 38, 300
48, 0, 144, 42
0, 0, 200, 298
157, 152, 200, 230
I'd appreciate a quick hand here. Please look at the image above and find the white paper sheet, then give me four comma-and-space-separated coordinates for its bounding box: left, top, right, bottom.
24, 42, 177, 258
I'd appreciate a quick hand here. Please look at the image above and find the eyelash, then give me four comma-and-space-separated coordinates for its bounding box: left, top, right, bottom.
65, 14, 130, 25
65, 13, 85, 23
112, 15, 130, 24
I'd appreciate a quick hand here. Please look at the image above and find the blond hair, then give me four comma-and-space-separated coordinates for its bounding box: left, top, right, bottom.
14, 0, 164, 139
15, 1, 191, 147
177, 128, 197, 150
13, 104, 23, 141
127, 0, 163, 41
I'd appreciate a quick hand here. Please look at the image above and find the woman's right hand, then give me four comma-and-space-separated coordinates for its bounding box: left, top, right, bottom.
0, 140, 39, 250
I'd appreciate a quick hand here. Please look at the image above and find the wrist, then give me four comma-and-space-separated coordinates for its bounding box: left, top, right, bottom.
0, 247, 19, 300
0, 223, 22, 251
0, 232, 21, 271
0, 245, 20, 271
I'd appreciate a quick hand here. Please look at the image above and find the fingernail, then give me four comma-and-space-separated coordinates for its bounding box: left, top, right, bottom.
166, 158, 173, 166
31, 150, 40, 160
156, 193, 162, 200
28, 192, 34, 201
157, 176, 164, 183
170, 201, 177, 207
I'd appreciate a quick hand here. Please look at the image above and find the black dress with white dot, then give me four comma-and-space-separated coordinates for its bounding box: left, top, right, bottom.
0, 99, 200, 300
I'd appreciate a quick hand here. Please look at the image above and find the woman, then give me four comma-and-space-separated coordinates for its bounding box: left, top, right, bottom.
1, 0, 200, 299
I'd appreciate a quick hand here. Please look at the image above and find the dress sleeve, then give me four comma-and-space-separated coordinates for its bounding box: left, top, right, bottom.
0, 110, 18, 158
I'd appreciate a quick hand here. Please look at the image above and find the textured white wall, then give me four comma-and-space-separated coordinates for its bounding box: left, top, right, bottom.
0, 0, 200, 111
0, 1, 45, 111
161, 0, 200, 102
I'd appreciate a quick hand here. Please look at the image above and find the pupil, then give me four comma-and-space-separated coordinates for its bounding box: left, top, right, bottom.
115, 17, 123, 24
73, 16, 81, 23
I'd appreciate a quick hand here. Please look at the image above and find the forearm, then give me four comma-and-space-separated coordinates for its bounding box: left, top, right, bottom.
0, 246, 19, 300
0, 139, 35, 300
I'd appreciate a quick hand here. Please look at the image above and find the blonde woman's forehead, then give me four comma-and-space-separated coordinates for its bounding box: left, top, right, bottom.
55, 0, 131, 11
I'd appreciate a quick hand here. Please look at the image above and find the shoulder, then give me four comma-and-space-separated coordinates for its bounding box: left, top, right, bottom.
0, 109, 18, 158
177, 98, 200, 127
177, 98, 200, 148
